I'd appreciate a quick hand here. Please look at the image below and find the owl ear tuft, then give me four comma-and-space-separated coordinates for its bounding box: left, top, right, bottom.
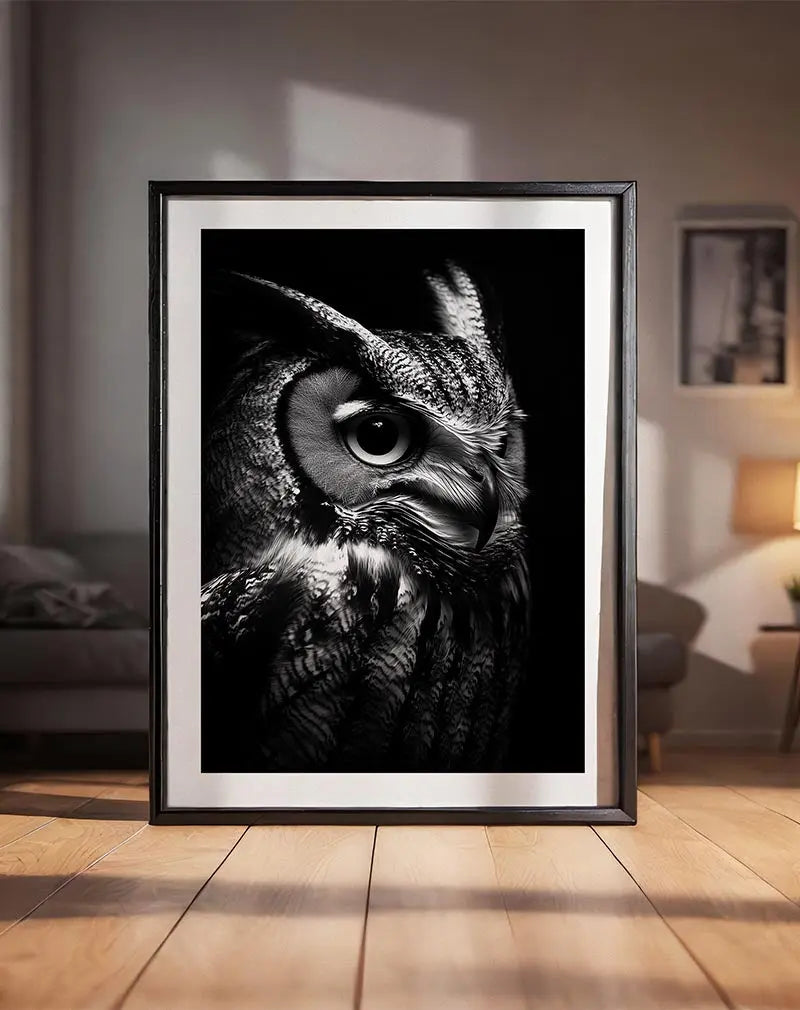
425, 262, 494, 356
209, 271, 374, 350
207, 271, 398, 380
231, 272, 377, 344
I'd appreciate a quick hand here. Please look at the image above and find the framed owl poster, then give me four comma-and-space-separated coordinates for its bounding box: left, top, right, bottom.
149, 181, 637, 825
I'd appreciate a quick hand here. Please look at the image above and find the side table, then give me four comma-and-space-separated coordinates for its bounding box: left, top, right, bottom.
759, 625, 800, 752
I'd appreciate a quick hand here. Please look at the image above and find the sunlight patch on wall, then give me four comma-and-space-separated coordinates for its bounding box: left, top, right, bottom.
287, 82, 473, 180
687, 447, 736, 572
210, 151, 268, 181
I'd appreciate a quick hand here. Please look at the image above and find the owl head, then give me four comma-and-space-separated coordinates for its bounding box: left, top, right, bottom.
205, 263, 528, 592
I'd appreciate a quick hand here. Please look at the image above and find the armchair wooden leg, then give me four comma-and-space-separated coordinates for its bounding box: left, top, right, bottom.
647, 732, 662, 773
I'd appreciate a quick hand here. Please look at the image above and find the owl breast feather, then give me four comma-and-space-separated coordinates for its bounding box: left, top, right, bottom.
201, 533, 529, 772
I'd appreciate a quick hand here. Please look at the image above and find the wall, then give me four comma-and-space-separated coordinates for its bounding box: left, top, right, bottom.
31, 0, 800, 742
0, 1, 31, 541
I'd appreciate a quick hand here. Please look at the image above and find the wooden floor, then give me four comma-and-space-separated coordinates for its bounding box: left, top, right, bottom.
0, 753, 799, 1010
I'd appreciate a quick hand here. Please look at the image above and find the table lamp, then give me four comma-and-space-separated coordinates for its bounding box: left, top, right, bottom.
732, 458, 800, 535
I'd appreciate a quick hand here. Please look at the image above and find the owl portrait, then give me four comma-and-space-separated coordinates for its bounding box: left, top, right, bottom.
200, 230, 583, 774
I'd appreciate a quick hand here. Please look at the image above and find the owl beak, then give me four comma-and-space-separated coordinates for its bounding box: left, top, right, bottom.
474, 469, 499, 552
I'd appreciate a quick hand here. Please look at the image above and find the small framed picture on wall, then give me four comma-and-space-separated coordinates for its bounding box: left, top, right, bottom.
677, 218, 797, 392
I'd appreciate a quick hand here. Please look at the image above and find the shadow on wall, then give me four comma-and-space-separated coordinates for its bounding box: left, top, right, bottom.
672, 648, 795, 749
638, 577, 797, 748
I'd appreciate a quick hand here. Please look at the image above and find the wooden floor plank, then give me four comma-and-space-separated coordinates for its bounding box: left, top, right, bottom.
122, 825, 374, 1010
0, 823, 243, 1010
360, 826, 526, 1010
0, 777, 123, 848
598, 791, 800, 1010
488, 824, 726, 1009
0, 785, 148, 934
728, 784, 800, 826
642, 782, 800, 907
0, 813, 60, 848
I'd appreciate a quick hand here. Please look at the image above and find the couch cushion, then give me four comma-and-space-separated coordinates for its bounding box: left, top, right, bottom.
0, 629, 148, 687
638, 632, 687, 688
0, 686, 147, 732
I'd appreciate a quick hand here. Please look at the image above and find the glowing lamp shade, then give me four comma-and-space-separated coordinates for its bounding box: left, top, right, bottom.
732, 458, 800, 535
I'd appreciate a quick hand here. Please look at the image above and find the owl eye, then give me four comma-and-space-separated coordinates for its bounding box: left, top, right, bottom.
341, 412, 412, 467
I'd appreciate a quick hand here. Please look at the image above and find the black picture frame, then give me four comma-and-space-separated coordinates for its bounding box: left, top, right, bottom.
149, 181, 637, 825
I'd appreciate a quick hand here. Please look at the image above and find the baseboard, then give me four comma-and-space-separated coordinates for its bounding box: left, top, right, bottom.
666, 729, 782, 749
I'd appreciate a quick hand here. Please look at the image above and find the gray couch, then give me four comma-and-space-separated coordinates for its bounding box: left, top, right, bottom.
0, 536, 149, 737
